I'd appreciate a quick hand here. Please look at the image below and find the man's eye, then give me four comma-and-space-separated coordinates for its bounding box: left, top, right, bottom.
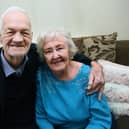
7, 31, 13, 35
22, 32, 31, 37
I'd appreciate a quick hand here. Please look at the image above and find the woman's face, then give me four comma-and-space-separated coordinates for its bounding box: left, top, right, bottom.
42, 37, 70, 73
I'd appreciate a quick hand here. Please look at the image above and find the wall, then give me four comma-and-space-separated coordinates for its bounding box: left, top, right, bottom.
78, 0, 129, 40
0, 0, 129, 41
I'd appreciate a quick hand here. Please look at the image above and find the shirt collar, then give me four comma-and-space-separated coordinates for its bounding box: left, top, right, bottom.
1, 50, 28, 77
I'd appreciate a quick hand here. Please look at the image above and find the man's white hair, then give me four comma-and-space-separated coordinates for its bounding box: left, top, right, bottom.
0, 6, 30, 33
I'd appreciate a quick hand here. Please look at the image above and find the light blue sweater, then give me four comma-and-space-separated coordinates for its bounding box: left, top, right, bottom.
36, 64, 111, 129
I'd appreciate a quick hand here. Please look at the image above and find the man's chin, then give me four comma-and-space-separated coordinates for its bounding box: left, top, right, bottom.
8, 52, 26, 57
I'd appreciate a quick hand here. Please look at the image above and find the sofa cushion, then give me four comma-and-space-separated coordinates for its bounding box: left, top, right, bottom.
98, 59, 129, 85
104, 83, 129, 117
98, 59, 129, 117
73, 32, 117, 62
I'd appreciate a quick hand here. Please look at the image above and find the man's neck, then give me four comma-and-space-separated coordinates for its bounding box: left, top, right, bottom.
4, 54, 25, 69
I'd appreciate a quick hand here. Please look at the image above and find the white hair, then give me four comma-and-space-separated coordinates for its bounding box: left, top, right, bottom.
0, 6, 30, 33
37, 29, 78, 62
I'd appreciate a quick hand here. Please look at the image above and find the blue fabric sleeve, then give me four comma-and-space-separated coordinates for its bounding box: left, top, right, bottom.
85, 93, 111, 129
36, 79, 54, 129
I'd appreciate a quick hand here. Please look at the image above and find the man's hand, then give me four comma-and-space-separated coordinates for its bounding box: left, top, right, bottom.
87, 61, 105, 100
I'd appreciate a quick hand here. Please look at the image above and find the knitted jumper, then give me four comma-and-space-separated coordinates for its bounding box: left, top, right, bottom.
0, 44, 40, 129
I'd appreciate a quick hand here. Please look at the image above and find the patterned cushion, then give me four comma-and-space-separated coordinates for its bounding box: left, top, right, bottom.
73, 32, 117, 62
98, 59, 129, 117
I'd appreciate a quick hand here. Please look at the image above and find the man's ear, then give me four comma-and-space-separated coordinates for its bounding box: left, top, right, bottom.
31, 32, 33, 41
0, 34, 1, 42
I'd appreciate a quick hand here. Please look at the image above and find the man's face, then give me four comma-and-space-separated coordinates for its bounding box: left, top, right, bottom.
0, 11, 32, 61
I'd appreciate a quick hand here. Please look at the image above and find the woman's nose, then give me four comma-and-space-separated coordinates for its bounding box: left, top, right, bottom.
52, 50, 59, 58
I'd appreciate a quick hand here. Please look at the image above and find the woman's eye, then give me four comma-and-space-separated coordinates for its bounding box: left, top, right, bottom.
44, 50, 53, 55
56, 47, 63, 51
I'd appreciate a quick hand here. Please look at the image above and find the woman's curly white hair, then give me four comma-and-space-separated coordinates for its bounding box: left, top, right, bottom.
37, 29, 78, 62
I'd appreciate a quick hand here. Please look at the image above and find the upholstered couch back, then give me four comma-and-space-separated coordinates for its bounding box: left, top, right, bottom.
72, 32, 129, 66
116, 40, 129, 66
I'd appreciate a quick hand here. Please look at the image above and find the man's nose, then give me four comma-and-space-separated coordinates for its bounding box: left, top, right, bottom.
13, 32, 24, 42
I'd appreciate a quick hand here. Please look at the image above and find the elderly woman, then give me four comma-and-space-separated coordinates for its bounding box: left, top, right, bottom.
36, 30, 111, 129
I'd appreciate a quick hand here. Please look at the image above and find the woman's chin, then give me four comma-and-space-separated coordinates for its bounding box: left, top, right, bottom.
52, 67, 65, 74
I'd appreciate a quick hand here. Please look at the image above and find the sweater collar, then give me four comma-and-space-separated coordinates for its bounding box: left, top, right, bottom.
0, 50, 28, 77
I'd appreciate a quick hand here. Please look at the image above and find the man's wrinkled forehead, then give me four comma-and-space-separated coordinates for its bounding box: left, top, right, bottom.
0, 8, 31, 32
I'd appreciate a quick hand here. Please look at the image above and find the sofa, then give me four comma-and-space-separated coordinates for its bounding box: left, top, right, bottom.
72, 32, 129, 66
72, 33, 129, 129
115, 40, 129, 66
115, 40, 129, 129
